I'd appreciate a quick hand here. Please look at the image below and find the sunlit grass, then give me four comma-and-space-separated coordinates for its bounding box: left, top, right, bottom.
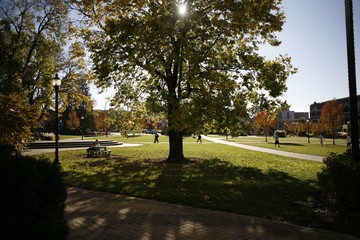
208, 135, 347, 156
81, 133, 210, 144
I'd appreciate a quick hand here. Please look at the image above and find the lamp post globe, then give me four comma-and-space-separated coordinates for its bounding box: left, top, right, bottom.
52, 74, 62, 165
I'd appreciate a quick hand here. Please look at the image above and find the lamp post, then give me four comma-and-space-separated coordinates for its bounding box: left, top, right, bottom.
345, 0, 359, 162
52, 74, 62, 165
104, 101, 108, 137
81, 116, 84, 140
306, 119, 310, 143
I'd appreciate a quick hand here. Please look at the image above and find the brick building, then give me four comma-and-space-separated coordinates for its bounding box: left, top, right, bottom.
309, 95, 360, 123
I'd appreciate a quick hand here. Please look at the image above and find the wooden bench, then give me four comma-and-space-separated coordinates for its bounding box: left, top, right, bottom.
87, 147, 111, 158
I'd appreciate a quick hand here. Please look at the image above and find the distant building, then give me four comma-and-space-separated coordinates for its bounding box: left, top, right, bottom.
277, 109, 309, 129
309, 95, 360, 123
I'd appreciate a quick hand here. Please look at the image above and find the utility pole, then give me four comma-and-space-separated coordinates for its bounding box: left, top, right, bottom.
345, 0, 359, 161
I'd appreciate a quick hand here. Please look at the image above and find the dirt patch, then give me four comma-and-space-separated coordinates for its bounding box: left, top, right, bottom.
75, 154, 121, 159
144, 158, 205, 164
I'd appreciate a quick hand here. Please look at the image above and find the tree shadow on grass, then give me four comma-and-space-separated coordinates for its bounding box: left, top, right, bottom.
124, 135, 143, 138
63, 156, 318, 227
279, 143, 305, 146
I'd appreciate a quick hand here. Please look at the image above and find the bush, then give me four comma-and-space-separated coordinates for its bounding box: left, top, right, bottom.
317, 150, 360, 222
0, 142, 17, 157
0, 153, 68, 239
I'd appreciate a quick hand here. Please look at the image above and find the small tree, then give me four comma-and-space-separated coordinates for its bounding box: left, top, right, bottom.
95, 111, 112, 136
285, 121, 296, 136
65, 111, 80, 134
293, 120, 307, 136
320, 99, 343, 145
253, 109, 278, 142
311, 121, 324, 137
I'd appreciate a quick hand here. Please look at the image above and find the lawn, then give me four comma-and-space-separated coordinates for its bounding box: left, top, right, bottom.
210, 135, 348, 157
37, 136, 325, 229
80, 133, 209, 143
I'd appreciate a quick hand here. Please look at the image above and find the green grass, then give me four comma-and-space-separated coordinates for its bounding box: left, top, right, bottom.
59, 135, 80, 140
81, 133, 210, 143
212, 135, 347, 156
36, 139, 323, 228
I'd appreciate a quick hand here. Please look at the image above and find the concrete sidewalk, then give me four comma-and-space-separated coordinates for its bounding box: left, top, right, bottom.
202, 136, 324, 162
20, 143, 142, 156
66, 187, 358, 240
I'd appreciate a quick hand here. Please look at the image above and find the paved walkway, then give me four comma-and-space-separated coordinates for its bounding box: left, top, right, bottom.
20, 143, 142, 156
66, 187, 358, 240
202, 136, 324, 162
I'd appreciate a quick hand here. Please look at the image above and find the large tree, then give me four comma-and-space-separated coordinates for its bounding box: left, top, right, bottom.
0, 0, 68, 108
0, 1, 95, 147
60, 41, 96, 134
0, 0, 68, 147
60, 41, 95, 113
72, 0, 296, 163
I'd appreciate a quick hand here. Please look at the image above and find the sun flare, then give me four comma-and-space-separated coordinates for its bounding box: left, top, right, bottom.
178, 4, 187, 15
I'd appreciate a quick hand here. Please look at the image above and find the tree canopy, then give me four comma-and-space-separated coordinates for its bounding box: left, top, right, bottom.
0, 0, 94, 148
71, 0, 297, 162
320, 99, 344, 145
0, 0, 67, 103
253, 109, 278, 142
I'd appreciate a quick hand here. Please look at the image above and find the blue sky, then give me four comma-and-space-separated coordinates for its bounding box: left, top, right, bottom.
91, 0, 360, 112
260, 0, 360, 112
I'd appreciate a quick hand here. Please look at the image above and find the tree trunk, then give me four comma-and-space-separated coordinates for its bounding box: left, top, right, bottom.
166, 87, 186, 163
165, 43, 186, 163
167, 128, 185, 163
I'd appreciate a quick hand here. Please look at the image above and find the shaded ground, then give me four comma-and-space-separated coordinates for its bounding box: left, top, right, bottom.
66, 187, 358, 240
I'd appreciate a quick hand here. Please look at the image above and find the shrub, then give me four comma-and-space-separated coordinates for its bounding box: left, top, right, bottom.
0, 153, 68, 239
0, 142, 17, 157
317, 150, 360, 222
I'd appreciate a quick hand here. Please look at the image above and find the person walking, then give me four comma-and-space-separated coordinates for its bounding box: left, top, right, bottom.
319, 134, 324, 147
346, 134, 351, 149
274, 133, 280, 147
197, 134, 202, 143
154, 133, 159, 143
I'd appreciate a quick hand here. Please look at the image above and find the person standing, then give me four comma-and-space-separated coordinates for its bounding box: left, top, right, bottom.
274, 133, 280, 147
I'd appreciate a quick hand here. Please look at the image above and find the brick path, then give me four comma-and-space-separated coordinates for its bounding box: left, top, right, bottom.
65, 188, 358, 240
